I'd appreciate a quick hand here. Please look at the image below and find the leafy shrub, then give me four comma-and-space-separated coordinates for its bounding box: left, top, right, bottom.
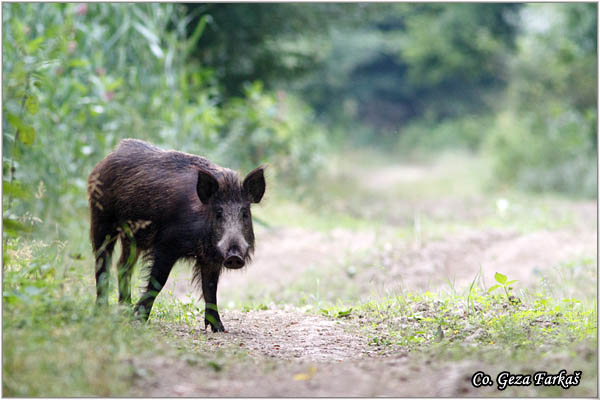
217, 82, 327, 189
484, 3, 597, 197
393, 4, 597, 198
485, 109, 597, 197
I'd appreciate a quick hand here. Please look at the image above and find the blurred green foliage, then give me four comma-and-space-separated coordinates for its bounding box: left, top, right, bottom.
296, 3, 595, 197
296, 3, 522, 132
396, 114, 495, 154
183, 3, 361, 98
485, 3, 597, 197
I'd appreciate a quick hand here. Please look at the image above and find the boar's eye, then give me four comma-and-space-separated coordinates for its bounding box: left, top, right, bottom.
215, 207, 223, 220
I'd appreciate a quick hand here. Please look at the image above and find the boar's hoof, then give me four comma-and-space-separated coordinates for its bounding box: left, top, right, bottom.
223, 255, 245, 269
133, 305, 150, 322
206, 319, 226, 333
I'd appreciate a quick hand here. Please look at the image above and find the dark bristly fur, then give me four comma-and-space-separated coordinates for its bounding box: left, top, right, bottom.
88, 139, 265, 332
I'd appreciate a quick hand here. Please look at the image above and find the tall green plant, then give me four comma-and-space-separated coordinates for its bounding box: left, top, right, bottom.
2, 3, 76, 239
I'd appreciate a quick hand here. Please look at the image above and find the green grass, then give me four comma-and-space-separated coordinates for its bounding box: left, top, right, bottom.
326, 286, 596, 354
3, 301, 156, 396
3, 240, 137, 396
318, 271, 597, 396
1, 238, 236, 397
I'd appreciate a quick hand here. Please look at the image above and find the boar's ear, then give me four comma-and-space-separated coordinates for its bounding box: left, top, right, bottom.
243, 166, 265, 204
197, 169, 219, 204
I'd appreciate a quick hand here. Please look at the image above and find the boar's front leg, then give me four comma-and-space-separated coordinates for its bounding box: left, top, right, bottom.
134, 250, 176, 321
201, 266, 225, 332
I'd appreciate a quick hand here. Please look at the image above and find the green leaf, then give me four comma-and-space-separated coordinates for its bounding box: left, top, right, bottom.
5, 112, 24, 130
25, 36, 45, 54
149, 42, 164, 59
18, 124, 35, 146
494, 272, 507, 285
336, 308, 353, 318
207, 360, 222, 372
3, 180, 30, 199
132, 21, 160, 45
68, 59, 90, 68
506, 280, 518, 285
72, 81, 88, 94
132, 22, 163, 58
184, 15, 208, 55
487, 284, 501, 293
3, 217, 33, 236
10, 20, 26, 46
25, 94, 39, 115
105, 78, 124, 91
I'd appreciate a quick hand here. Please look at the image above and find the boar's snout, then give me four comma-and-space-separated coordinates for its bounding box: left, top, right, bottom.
224, 253, 245, 269
223, 244, 245, 269
217, 230, 249, 269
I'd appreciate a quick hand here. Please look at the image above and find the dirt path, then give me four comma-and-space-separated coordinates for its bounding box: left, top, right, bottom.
134, 352, 487, 397
204, 309, 367, 361
142, 159, 596, 397
134, 307, 493, 397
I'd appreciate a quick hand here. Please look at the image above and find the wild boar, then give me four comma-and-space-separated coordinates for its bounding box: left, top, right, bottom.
88, 139, 265, 332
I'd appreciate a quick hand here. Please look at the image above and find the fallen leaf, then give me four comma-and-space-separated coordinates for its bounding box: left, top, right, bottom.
293, 365, 317, 381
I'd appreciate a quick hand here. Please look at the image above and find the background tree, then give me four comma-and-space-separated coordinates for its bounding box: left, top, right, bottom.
486, 3, 597, 196
183, 3, 362, 98
293, 4, 522, 134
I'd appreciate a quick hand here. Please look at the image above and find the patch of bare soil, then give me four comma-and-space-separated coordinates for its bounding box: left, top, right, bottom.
206, 309, 367, 361
132, 353, 493, 397
365, 228, 596, 294
166, 224, 596, 303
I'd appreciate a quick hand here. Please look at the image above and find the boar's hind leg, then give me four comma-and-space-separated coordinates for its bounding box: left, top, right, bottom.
92, 224, 117, 307
201, 267, 225, 332
134, 251, 176, 321
117, 237, 140, 306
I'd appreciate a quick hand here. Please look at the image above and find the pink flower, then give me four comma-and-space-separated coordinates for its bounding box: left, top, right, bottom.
76, 4, 88, 16
104, 91, 115, 101
68, 41, 76, 53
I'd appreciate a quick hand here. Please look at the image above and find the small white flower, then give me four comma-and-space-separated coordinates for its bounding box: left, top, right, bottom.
496, 198, 509, 215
